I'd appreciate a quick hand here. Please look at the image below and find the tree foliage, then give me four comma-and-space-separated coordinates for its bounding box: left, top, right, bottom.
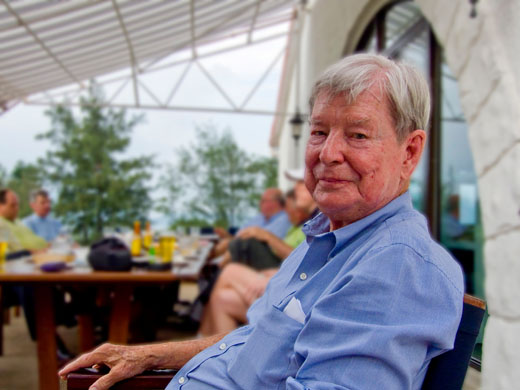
160, 123, 277, 228
0, 164, 7, 188
38, 84, 154, 244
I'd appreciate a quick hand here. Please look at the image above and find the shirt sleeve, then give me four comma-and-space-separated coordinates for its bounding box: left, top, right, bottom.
264, 211, 291, 239
15, 222, 47, 250
286, 244, 463, 390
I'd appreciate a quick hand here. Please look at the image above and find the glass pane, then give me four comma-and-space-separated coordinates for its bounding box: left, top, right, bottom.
385, 1, 423, 48
356, 21, 378, 53
365, 27, 378, 53
384, 10, 430, 213
439, 62, 484, 299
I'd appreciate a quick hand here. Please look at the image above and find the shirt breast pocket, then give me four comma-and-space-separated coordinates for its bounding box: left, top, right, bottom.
227, 303, 304, 389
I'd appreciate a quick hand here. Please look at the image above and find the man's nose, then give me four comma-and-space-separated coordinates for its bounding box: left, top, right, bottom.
319, 130, 345, 165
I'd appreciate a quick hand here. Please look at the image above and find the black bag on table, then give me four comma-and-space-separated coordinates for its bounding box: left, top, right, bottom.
88, 237, 132, 271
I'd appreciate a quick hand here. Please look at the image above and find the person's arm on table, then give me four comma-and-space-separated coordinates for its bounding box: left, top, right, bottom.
238, 226, 293, 259
58, 333, 228, 390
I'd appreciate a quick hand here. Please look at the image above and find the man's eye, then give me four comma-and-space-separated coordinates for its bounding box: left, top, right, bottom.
311, 130, 326, 136
352, 133, 367, 140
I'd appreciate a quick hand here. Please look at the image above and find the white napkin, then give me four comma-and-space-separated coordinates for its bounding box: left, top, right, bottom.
283, 297, 306, 324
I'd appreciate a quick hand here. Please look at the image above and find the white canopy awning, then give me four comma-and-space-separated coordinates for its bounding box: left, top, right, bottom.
0, 0, 298, 114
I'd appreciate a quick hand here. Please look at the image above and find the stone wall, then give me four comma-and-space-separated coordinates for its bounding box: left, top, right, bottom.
418, 0, 520, 387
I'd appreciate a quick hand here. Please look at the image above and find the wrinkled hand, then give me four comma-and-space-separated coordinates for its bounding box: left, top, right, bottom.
59, 343, 151, 390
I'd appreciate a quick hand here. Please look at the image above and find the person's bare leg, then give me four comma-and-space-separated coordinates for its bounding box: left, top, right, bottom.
199, 264, 277, 336
213, 263, 260, 292
198, 300, 215, 337
198, 264, 248, 336
199, 287, 248, 336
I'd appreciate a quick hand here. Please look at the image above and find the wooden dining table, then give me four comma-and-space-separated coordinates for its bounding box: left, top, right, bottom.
0, 238, 213, 390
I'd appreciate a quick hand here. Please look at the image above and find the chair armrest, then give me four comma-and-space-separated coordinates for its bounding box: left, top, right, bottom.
469, 356, 482, 372
63, 368, 178, 390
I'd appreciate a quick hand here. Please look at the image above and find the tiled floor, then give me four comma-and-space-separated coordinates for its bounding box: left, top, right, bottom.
0, 314, 39, 390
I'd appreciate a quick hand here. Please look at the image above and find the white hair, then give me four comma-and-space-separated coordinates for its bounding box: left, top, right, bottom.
309, 53, 430, 142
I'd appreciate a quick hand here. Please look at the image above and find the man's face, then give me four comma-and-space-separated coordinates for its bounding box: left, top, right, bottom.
31, 195, 51, 217
259, 189, 283, 219
285, 196, 307, 226
0, 191, 20, 221
304, 88, 424, 230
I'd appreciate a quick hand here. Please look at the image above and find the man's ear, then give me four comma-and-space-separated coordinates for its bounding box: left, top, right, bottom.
401, 129, 426, 180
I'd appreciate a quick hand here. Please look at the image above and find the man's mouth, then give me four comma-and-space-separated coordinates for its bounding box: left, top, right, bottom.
318, 176, 352, 183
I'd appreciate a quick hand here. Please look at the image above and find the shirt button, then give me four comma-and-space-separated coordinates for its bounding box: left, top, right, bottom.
219, 342, 227, 350
299, 272, 307, 280
178, 376, 186, 384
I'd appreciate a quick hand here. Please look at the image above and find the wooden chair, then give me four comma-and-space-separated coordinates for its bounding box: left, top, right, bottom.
65, 294, 486, 390
64, 368, 177, 390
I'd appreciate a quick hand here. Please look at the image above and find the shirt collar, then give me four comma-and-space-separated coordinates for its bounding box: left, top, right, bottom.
303, 191, 413, 245
266, 210, 284, 223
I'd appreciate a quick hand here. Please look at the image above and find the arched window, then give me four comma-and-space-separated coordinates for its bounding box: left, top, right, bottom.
355, 1, 483, 301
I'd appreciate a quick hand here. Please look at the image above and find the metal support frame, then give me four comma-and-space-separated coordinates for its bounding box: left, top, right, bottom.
111, 0, 140, 106
24, 34, 291, 116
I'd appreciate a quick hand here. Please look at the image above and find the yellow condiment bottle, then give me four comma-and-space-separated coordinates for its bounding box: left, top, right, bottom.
130, 221, 142, 256
143, 221, 153, 249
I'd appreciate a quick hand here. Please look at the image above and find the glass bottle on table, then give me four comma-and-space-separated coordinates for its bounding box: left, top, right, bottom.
130, 221, 142, 257
0, 228, 8, 268
143, 221, 153, 249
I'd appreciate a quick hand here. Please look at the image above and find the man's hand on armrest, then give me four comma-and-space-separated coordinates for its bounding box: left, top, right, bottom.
58, 333, 228, 390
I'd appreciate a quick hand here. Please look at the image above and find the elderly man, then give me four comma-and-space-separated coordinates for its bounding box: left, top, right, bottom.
23, 189, 62, 242
0, 188, 47, 252
212, 187, 291, 259
60, 53, 463, 390
240, 187, 291, 237
225, 182, 315, 270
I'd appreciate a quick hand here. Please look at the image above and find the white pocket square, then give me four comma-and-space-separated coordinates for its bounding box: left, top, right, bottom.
283, 297, 306, 324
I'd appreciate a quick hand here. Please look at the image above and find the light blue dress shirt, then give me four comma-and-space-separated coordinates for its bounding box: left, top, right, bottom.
166, 192, 464, 390
23, 213, 62, 242
240, 210, 291, 239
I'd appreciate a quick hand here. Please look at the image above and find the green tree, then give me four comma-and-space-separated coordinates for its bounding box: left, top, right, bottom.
246, 155, 278, 207
0, 163, 7, 187
38, 84, 154, 244
6, 162, 44, 218
161, 123, 277, 228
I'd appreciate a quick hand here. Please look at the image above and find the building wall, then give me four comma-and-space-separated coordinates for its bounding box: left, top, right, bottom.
277, 0, 520, 387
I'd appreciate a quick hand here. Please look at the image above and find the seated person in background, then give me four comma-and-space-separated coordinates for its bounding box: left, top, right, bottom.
198, 184, 317, 337
0, 187, 73, 360
226, 181, 317, 270
0, 188, 48, 253
23, 189, 62, 242
212, 187, 291, 258
60, 53, 463, 390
